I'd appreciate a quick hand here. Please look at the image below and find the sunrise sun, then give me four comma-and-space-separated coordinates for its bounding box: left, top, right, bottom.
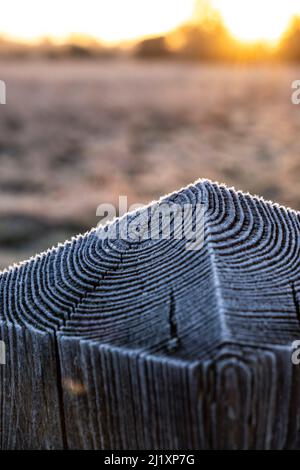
213, 0, 299, 43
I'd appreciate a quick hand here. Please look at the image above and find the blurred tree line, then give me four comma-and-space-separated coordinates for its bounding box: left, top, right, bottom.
0, 11, 300, 62
136, 15, 300, 63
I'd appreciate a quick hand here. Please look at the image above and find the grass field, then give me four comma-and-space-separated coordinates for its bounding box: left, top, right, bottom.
0, 58, 299, 268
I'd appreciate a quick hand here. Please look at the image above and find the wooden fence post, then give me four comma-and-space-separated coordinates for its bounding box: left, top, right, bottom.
0, 179, 300, 449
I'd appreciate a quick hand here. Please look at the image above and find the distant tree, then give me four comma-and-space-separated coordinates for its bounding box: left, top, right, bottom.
66, 44, 93, 58
189, 25, 229, 60
278, 16, 300, 61
165, 0, 278, 63
167, 16, 235, 62
135, 36, 171, 59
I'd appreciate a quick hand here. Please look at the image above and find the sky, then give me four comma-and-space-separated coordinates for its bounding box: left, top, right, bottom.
0, 0, 195, 43
213, 0, 300, 43
0, 0, 300, 44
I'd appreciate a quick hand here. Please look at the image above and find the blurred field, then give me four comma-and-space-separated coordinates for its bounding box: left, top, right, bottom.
0, 58, 299, 269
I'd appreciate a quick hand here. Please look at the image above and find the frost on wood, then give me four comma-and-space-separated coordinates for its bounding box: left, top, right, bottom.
0, 179, 300, 449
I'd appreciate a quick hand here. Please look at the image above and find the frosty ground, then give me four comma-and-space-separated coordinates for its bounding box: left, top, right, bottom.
0, 58, 299, 269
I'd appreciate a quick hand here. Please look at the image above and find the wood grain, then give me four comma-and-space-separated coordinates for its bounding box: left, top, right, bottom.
0, 179, 300, 449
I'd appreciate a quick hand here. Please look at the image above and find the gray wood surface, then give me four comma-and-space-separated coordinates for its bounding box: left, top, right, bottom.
0, 179, 300, 449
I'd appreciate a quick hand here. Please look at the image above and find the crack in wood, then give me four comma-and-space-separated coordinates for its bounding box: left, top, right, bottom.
167, 290, 180, 352
291, 282, 300, 329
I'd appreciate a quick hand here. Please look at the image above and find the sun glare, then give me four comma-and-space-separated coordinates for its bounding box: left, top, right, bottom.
0, 0, 195, 43
213, 0, 300, 43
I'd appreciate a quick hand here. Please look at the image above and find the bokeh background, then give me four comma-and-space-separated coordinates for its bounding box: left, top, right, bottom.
0, 0, 300, 269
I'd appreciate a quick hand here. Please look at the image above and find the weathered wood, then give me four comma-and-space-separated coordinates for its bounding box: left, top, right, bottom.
0, 179, 300, 449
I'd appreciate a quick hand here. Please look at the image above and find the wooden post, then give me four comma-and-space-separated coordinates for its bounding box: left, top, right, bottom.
0, 179, 299, 449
